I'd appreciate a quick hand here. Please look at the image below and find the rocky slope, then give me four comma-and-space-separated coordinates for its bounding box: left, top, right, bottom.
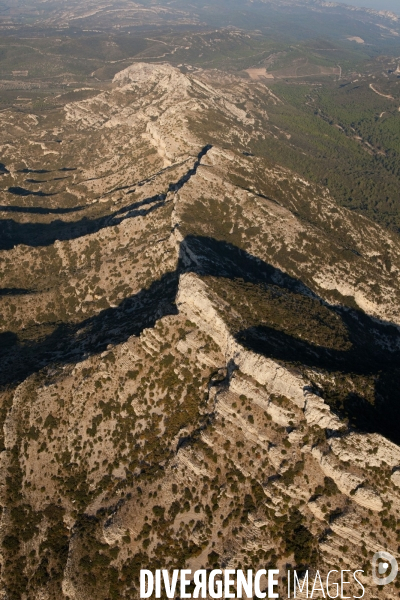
0, 62, 400, 599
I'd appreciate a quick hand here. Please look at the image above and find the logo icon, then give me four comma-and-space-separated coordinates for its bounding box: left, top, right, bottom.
372, 551, 398, 586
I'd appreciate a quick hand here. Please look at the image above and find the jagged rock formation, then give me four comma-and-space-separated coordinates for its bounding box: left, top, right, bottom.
0, 62, 400, 599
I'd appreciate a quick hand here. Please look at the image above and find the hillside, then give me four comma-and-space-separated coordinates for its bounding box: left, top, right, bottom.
0, 59, 400, 599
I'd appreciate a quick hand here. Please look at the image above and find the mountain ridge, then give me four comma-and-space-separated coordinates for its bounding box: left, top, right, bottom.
1, 56, 400, 599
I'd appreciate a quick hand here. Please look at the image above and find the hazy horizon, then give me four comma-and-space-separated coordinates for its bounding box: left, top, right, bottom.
341, 0, 400, 14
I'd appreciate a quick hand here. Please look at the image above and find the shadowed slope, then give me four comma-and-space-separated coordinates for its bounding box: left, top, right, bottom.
0, 146, 212, 250
1, 235, 400, 442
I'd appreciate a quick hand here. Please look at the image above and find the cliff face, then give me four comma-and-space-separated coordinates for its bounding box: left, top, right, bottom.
1, 62, 400, 599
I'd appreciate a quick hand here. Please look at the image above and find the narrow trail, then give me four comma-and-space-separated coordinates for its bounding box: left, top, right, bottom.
369, 83, 394, 100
